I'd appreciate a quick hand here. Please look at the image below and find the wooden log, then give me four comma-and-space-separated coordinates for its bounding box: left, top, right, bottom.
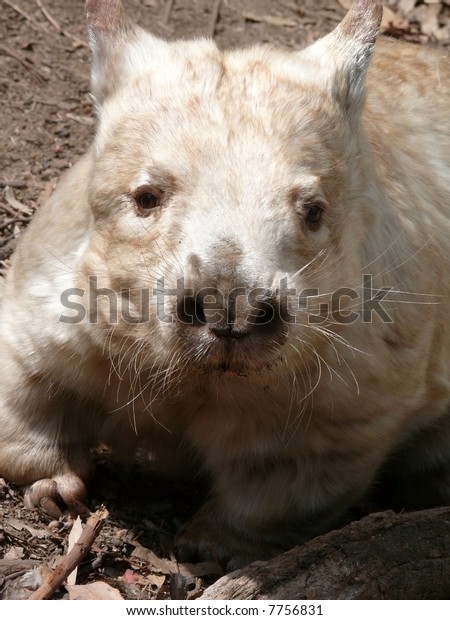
200, 508, 450, 600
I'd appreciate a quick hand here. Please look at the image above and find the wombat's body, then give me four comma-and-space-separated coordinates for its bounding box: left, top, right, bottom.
0, 0, 449, 568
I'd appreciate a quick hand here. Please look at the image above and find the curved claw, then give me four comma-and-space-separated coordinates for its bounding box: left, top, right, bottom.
24, 473, 89, 518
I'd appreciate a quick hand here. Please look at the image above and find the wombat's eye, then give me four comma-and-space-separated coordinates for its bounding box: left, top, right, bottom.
133, 187, 162, 215
304, 202, 324, 227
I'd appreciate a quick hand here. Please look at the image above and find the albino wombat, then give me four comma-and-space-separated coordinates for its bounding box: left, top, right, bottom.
0, 0, 449, 569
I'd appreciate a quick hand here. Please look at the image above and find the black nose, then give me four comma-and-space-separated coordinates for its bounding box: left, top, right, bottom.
177, 288, 281, 339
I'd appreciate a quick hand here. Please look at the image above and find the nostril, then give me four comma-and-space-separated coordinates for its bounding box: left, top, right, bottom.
177, 296, 206, 326
210, 324, 250, 339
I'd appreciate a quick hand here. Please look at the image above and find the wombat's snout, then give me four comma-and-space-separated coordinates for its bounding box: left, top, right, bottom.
176, 252, 286, 344
177, 287, 282, 340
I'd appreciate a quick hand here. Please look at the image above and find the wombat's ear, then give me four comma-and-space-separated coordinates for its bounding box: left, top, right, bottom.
302, 0, 382, 117
85, 0, 161, 104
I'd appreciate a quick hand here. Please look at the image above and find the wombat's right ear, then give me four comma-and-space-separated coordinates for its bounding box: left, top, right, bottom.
85, 0, 161, 104
301, 0, 382, 119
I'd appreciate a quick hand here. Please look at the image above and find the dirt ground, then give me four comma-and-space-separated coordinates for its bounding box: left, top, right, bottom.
0, 0, 450, 601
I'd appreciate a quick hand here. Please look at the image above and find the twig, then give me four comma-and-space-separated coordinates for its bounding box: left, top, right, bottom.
0, 216, 30, 232
164, 0, 175, 25
0, 203, 24, 218
0, 44, 49, 84
0, 180, 27, 189
35, 0, 88, 48
28, 507, 109, 600
1, 0, 48, 33
61, 30, 88, 49
209, 0, 222, 37
35, 0, 60, 30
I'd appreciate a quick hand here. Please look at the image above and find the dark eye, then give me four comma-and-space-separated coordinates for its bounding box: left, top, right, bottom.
134, 188, 162, 215
304, 202, 324, 227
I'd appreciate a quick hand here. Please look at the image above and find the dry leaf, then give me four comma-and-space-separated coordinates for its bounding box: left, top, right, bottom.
66, 581, 124, 600
4, 186, 33, 215
66, 113, 94, 126
381, 6, 408, 30
398, 0, 417, 15
146, 573, 166, 592
66, 516, 83, 586
0, 563, 51, 600
4, 546, 24, 560
131, 545, 222, 577
412, 4, 441, 37
8, 519, 50, 539
242, 12, 298, 27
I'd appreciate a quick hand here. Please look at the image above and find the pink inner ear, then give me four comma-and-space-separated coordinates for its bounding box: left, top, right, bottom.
86, 0, 130, 34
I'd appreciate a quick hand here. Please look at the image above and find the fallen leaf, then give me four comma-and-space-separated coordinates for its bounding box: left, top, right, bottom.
4, 546, 24, 560
337, 0, 352, 9
398, 0, 417, 15
66, 113, 94, 126
4, 186, 33, 215
0, 563, 51, 600
66, 516, 83, 586
381, 6, 408, 31
242, 12, 298, 27
8, 518, 50, 540
146, 573, 166, 592
66, 581, 124, 600
412, 4, 441, 37
131, 545, 222, 577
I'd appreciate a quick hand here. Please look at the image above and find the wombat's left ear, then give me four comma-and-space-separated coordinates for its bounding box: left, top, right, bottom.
85, 0, 162, 104
302, 0, 382, 118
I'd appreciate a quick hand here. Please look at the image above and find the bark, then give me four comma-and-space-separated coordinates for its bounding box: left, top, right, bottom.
200, 508, 450, 600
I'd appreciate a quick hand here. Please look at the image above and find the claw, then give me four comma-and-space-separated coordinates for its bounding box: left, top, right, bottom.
38, 496, 64, 519
24, 473, 88, 518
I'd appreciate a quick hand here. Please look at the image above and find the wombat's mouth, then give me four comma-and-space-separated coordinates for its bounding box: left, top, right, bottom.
181, 325, 288, 375
168, 289, 290, 374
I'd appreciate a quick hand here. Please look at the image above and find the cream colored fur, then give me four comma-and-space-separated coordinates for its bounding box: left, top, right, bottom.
0, 0, 449, 568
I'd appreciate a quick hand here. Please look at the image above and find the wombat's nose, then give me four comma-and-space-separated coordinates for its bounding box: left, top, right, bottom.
177, 288, 280, 340
209, 324, 250, 339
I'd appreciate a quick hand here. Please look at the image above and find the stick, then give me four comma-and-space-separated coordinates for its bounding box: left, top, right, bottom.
0, 181, 27, 189
0, 44, 49, 84
28, 507, 109, 600
35, 0, 88, 48
209, 0, 222, 37
1, 0, 48, 33
35, 0, 60, 30
163, 0, 175, 25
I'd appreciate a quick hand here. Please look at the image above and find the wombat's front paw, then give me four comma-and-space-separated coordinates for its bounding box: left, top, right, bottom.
24, 473, 89, 519
175, 500, 282, 571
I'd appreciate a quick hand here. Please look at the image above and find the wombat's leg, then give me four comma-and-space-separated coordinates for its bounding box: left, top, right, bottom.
175, 498, 288, 571
175, 462, 362, 570
374, 411, 450, 510
0, 367, 95, 516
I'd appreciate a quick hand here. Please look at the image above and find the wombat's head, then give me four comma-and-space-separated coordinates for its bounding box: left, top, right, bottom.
81, 0, 382, 377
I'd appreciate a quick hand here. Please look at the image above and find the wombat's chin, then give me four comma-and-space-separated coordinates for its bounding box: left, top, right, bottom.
196, 356, 283, 377
176, 325, 288, 375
